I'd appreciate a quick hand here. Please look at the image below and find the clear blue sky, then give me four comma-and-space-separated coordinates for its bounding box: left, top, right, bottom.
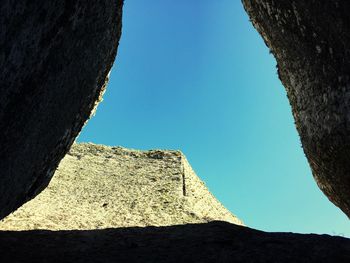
78, 0, 350, 236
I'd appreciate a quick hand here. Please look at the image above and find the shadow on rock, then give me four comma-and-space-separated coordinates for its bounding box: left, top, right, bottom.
0, 221, 349, 263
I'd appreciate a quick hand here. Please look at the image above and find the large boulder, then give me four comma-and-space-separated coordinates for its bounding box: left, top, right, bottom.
242, 1, 350, 218
1, 144, 349, 263
0, 0, 123, 219
0, 143, 243, 230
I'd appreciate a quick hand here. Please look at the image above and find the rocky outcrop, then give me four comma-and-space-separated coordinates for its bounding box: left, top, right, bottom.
0, 0, 123, 219
242, 1, 350, 218
1, 143, 349, 262
0, 143, 243, 230
0, 221, 349, 263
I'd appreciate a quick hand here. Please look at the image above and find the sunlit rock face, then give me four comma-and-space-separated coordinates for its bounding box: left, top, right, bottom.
0, 0, 123, 219
242, 0, 350, 218
0, 143, 243, 230
0, 143, 349, 262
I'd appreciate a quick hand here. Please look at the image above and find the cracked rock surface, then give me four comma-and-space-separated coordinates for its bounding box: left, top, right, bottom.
242, 0, 350, 218
0, 0, 123, 219
0, 143, 243, 230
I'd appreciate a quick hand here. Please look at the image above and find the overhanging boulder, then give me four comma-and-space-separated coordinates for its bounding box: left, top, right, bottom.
0, 0, 123, 219
242, 0, 350, 218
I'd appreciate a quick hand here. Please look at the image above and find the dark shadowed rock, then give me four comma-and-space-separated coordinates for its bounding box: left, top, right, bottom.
0, 221, 349, 263
0, 0, 123, 219
242, 1, 350, 218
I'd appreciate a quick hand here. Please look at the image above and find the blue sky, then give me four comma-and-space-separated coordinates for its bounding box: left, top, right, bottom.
78, 0, 350, 236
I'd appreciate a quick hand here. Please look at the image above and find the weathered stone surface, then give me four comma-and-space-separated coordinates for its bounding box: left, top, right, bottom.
0, 221, 349, 263
1, 144, 349, 262
242, 1, 350, 218
0, 143, 243, 230
0, 1, 123, 219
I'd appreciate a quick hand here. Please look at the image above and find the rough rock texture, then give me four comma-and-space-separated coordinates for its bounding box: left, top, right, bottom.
1, 144, 349, 262
242, 1, 350, 218
0, 0, 123, 219
0, 143, 243, 230
0, 221, 349, 263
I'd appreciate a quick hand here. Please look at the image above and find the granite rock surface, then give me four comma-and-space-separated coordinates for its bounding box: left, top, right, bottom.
1, 143, 349, 262
0, 143, 243, 230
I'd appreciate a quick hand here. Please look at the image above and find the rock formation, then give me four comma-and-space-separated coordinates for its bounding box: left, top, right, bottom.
0, 0, 123, 219
0, 143, 243, 230
0, 223, 350, 262
242, 1, 350, 218
1, 143, 349, 262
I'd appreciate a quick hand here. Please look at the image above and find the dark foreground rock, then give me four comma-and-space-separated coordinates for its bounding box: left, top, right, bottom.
242, 1, 350, 218
0, 0, 123, 219
0, 221, 349, 263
